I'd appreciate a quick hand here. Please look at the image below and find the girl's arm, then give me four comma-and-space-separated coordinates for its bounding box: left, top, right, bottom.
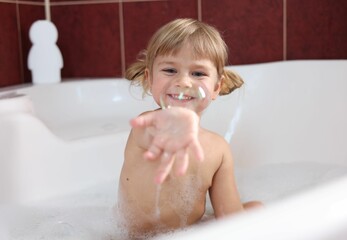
209, 139, 244, 217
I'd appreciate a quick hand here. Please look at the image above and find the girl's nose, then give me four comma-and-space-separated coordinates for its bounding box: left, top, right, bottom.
175, 75, 192, 88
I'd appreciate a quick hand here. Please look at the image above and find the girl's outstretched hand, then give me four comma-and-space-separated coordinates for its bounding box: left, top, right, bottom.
130, 107, 204, 184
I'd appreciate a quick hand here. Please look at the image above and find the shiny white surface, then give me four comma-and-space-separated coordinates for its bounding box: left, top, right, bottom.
0, 79, 156, 203
0, 60, 347, 240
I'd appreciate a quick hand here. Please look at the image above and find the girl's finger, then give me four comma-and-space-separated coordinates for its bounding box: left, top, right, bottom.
189, 139, 204, 162
174, 149, 189, 176
155, 153, 174, 184
130, 112, 155, 128
143, 144, 162, 161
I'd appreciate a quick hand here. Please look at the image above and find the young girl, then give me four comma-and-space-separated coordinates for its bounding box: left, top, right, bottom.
118, 18, 261, 239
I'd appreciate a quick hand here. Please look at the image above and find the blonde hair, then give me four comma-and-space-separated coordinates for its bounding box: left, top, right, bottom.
125, 18, 243, 96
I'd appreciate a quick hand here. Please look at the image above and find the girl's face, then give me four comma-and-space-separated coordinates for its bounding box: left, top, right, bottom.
145, 43, 222, 115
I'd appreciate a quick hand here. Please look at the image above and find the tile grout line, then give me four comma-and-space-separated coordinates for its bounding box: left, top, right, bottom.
197, 0, 202, 21
0, 0, 165, 6
283, 0, 287, 61
44, 0, 51, 21
118, 0, 126, 77
15, 0, 25, 83
0, 0, 43, 5
51, 0, 165, 6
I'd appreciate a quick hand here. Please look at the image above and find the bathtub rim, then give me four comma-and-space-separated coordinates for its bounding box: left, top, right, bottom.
1, 59, 346, 91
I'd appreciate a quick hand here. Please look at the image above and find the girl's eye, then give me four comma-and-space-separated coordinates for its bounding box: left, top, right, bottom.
192, 71, 206, 77
162, 68, 177, 74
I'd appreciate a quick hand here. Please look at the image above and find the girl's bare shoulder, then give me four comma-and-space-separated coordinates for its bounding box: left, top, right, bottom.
200, 128, 230, 150
200, 127, 226, 141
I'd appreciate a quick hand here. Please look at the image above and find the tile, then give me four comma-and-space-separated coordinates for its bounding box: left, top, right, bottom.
0, 3, 22, 87
287, 0, 347, 59
51, 3, 122, 78
49, 0, 103, 4
202, 0, 284, 65
18, 4, 45, 83
123, 0, 198, 69
16, 0, 43, 3
50, 0, 106, 2
50, 0, 71, 1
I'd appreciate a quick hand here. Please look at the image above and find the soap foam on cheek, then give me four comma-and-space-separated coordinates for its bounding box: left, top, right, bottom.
160, 83, 211, 114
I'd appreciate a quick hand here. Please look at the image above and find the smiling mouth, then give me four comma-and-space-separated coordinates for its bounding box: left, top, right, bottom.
168, 93, 195, 101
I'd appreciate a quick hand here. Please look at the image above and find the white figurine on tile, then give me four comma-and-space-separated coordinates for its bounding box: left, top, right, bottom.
28, 20, 63, 84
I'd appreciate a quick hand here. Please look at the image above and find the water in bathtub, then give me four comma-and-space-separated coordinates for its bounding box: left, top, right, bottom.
2, 161, 347, 240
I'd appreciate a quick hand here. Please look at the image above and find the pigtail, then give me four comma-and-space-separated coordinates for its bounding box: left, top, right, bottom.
125, 50, 147, 82
125, 61, 146, 81
125, 50, 151, 95
219, 69, 244, 95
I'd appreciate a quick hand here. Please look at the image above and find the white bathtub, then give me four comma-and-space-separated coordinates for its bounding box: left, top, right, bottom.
0, 60, 347, 239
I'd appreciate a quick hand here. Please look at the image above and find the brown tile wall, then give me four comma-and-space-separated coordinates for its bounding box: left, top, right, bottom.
0, 0, 346, 88
202, 0, 284, 64
287, 0, 347, 59
0, 3, 22, 87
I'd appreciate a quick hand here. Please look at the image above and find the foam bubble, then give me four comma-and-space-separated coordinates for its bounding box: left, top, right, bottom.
3, 162, 347, 239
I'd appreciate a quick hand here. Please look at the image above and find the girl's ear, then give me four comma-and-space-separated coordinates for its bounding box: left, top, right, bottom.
144, 68, 149, 82
144, 68, 151, 89
211, 76, 223, 100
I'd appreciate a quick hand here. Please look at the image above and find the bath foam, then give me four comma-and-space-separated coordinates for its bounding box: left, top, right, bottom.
116, 173, 204, 239
1, 181, 122, 240
165, 174, 202, 227
2, 161, 346, 240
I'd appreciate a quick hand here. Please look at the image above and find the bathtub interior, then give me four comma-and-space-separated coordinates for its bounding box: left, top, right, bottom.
0, 80, 158, 206
10, 79, 157, 140
220, 60, 347, 203
0, 60, 347, 239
